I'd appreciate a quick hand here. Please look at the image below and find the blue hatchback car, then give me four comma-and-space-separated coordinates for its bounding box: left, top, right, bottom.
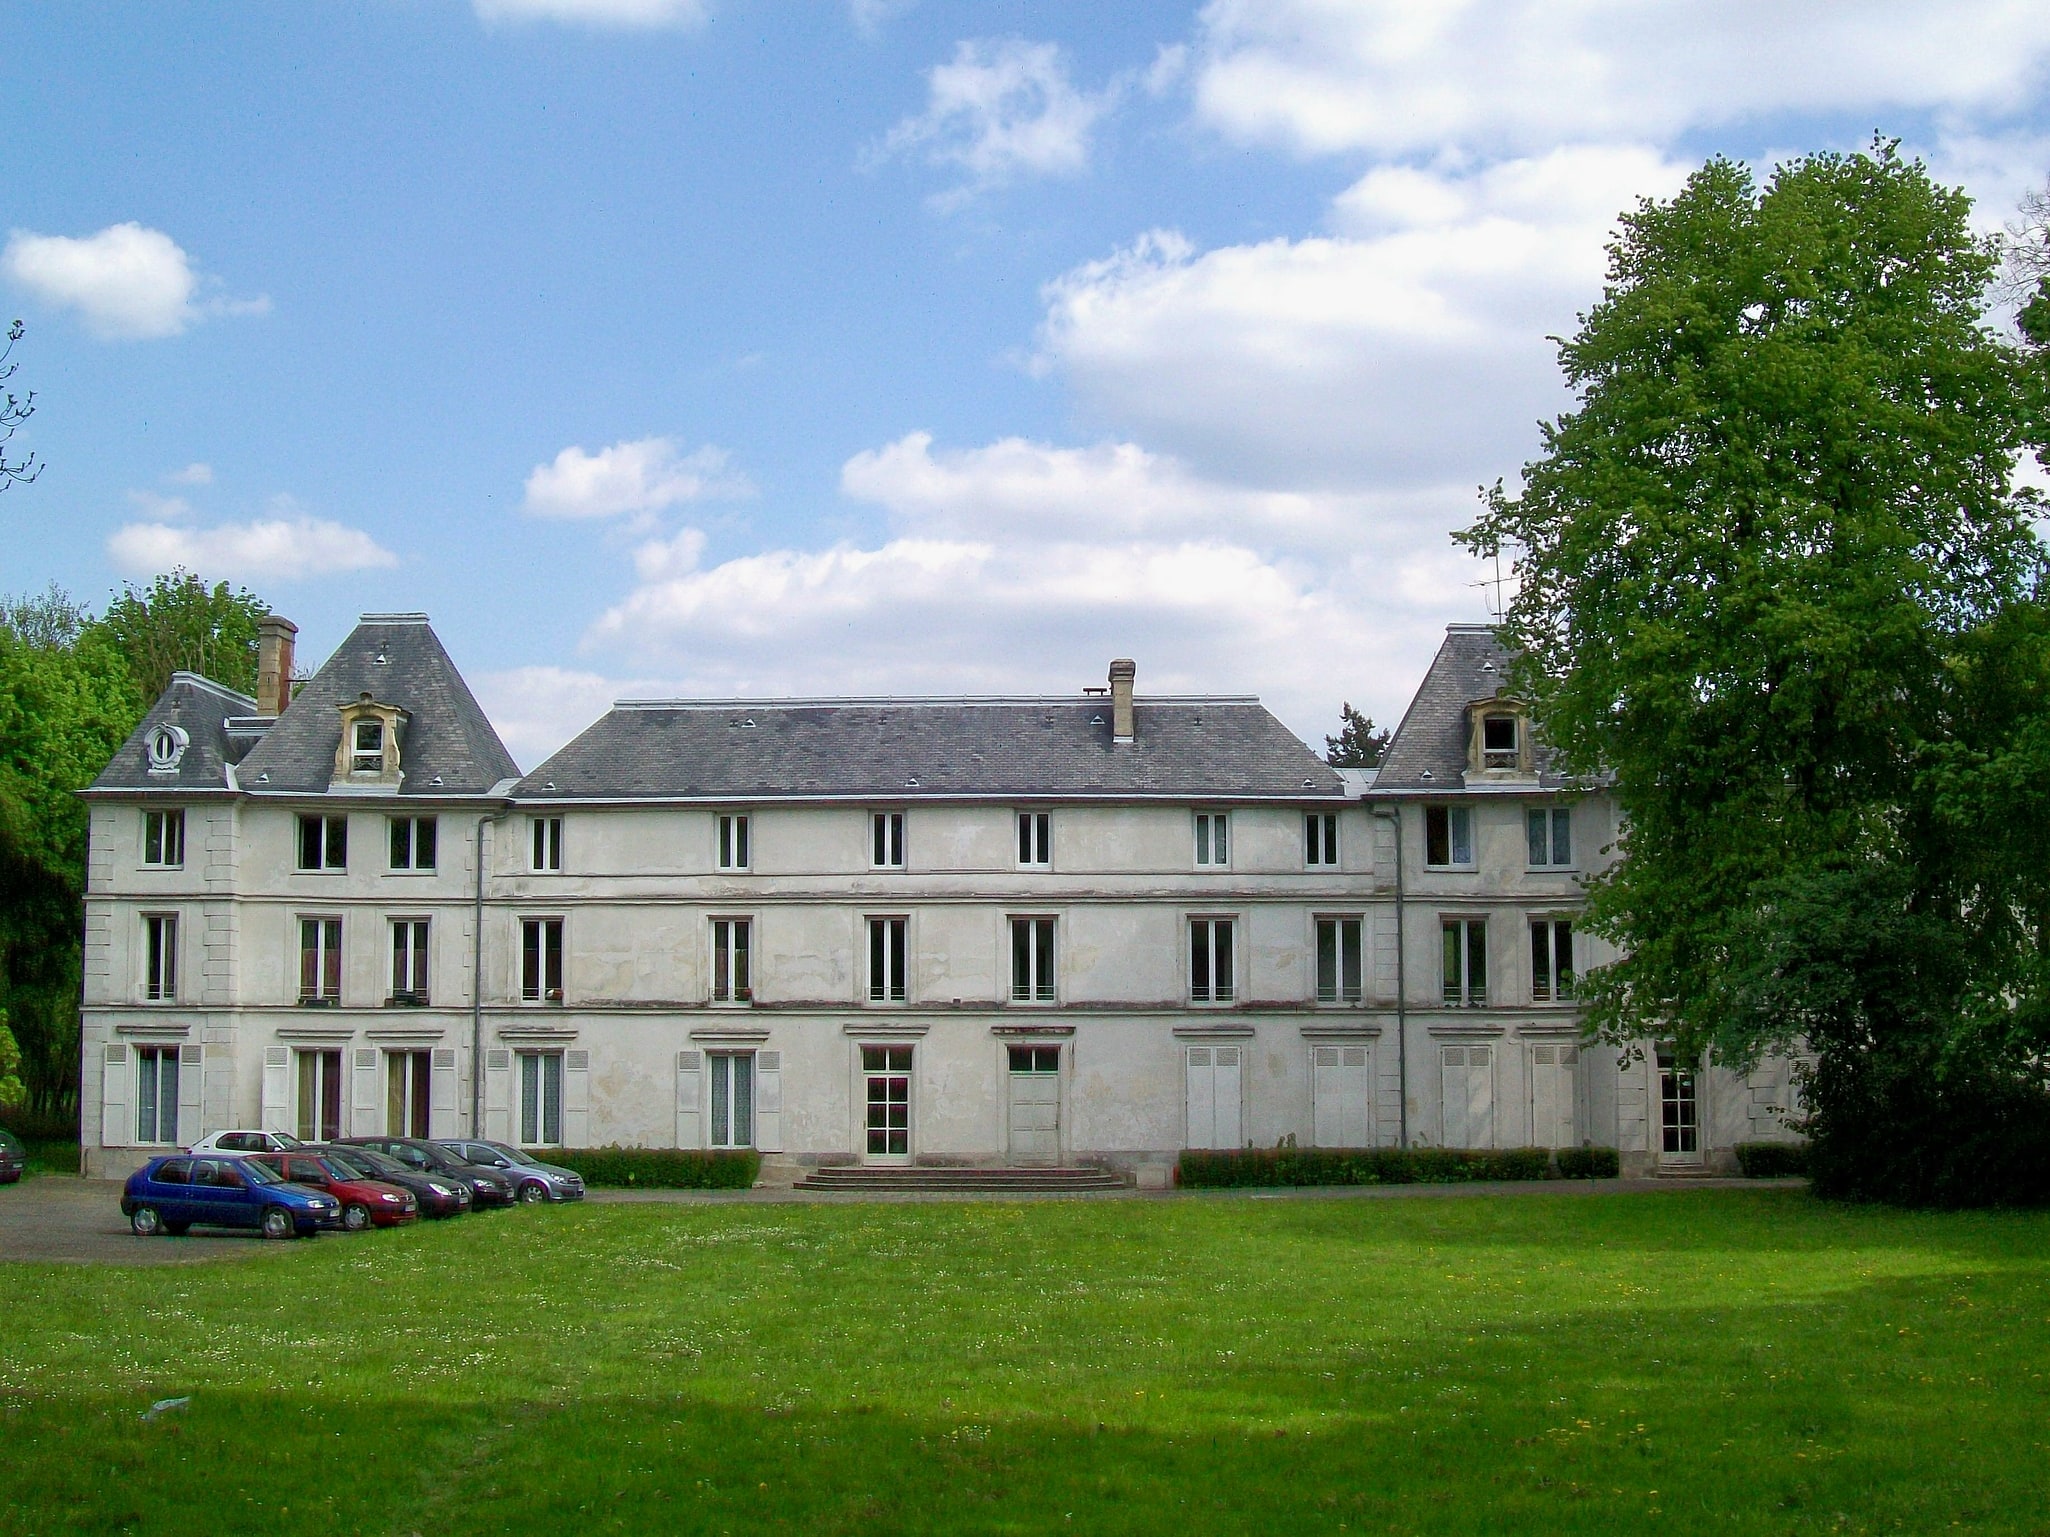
122, 1154, 342, 1239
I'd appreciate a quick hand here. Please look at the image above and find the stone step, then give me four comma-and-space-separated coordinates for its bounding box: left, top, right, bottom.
794, 1165, 1128, 1192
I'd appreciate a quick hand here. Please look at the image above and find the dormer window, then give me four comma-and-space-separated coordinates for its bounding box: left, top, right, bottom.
352, 719, 384, 773
1481, 714, 1519, 769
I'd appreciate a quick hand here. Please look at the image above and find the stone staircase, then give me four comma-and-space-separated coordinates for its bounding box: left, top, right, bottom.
793, 1164, 1129, 1194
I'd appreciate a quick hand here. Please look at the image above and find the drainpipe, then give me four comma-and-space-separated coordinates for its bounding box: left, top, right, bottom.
1371, 806, 1408, 1147
471, 807, 509, 1137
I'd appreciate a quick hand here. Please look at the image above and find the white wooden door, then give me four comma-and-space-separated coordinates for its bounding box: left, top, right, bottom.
1312, 1045, 1373, 1148
1440, 1044, 1495, 1148
1185, 1045, 1244, 1150
1007, 1046, 1060, 1163
1529, 1044, 1578, 1148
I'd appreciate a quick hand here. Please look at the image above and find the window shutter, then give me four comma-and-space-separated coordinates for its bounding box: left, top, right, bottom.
352, 1047, 381, 1136
429, 1047, 459, 1138
1312, 1046, 1340, 1148
755, 1049, 783, 1153
563, 1049, 590, 1148
1440, 1047, 1465, 1148
1467, 1047, 1495, 1148
177, 1043, 204, 1145
675, 1050, 703, 1149
261, 1046, 291, 1133
1185, 1048, 1215, 1149
1214, 1047, 1243, 1148
100, 1042, 130, 1149
485, 1048, 512, 1142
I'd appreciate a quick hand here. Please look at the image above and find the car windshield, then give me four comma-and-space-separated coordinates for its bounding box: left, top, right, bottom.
0, 1130, 22, 1155
485, 1142, 540, 1166
324, 1148, 389, 1177
274, 1133, 305, 1149
238, 1159, 284, 1186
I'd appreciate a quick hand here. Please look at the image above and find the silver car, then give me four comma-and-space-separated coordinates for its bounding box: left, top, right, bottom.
436, 1140, 586, 1203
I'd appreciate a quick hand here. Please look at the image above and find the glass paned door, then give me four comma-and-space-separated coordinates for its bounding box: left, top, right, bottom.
296, 1048, 343, 1142
519, 1051, 564, 1146
709, 1053, 755, 1149
863, 1044, 911, 1159
1659, 1051, 1700, 1160
387, 1049, 432, 1137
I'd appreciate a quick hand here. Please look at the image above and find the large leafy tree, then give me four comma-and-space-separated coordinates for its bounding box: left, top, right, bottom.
1459, 143, 2050, 1199
1325, 702, 1391, 768
0, 575, 268, 1119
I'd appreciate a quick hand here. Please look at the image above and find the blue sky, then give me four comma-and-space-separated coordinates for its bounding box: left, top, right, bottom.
8, 1, 2050, 765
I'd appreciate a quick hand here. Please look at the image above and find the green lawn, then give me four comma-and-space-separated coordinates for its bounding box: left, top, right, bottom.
5, 1189, 2048, 1535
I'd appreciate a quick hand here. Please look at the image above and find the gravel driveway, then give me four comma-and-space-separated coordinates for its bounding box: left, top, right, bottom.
0, 1176, 271, 1265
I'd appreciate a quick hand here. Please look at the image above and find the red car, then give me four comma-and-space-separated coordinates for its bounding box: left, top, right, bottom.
252, 1150, 418, 1231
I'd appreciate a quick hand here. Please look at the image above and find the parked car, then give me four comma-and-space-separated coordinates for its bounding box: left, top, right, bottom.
313, 1144, 472, 1219
334, 1137, 517, 1206
436, 1140, 586, 1203
0, 1129, 25, 1184
187, 1130, 305, 1156
249, 1150, 418, 1230
121, 1154, 340, 1239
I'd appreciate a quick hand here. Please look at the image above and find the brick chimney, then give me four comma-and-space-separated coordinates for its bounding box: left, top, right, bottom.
256, 614, 297, 717
1109, 658, 1135, 743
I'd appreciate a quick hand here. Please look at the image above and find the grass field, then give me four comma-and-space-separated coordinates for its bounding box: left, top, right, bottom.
4, 1188, 2048, 1535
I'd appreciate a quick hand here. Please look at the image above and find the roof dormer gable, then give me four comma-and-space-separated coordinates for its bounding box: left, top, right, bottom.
332, 692, 409, 790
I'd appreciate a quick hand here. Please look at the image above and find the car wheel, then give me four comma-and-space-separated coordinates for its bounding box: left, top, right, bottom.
519, 1181, 548, 1204
165, 1220, 191, 1236
261, 1206, 295, 1241
130, 1205, 163, 1237
341, 1202, 370, 1232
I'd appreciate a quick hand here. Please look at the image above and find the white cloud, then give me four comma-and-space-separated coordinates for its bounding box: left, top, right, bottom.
875, 38, 1115, 201
165, 462, 213, 486
1034, 145, 1687, 488
521, 437, 750, 520
631, 527, 708, 580
849, 0, 916, 36
473, 0, 708, 27
473, 665, 648, 769
575, 431, 1483, 746
107, 511, 399, 582
1193, 0, 2050, 158
0, 223, 262, 341
125, 489, 193, 521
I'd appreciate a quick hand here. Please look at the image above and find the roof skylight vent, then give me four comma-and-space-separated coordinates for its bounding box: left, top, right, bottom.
1419, 769, 1433, 781
430, 774, 444, 787
373, 647, 389, 666
1089, 713, 1105, 726
906, 775, 921, 788
743, 718, 757, 728
256, 771, 270, 783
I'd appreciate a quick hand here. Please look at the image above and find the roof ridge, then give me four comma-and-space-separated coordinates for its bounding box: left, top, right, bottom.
610, 695, 1263, 711
167, 671, 259, 710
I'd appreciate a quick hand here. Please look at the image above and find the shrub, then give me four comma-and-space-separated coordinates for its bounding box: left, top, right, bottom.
547, 1146, 759, 1190
1556, 1145, 1621, 1179
1733, 1141, 1810, 1178
1177, 1146, 1555, 1189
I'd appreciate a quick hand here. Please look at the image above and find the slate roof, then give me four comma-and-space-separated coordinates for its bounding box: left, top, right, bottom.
234, 615, 519, 797
88, 673, 258, 794
1373, 625, 1560, 792
517, 698, 1346, 802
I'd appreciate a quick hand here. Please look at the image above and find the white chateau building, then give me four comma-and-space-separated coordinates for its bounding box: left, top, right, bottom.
79, 613, 1803, 1181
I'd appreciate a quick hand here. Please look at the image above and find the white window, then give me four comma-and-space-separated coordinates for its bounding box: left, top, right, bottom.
1440, 1044, 1495, 1148
872, 811, 905, 869
1660, 1051, 1700, 1157
1315, 916, 1363, 1004
1185, 1045, 1243, 1149
143, 913, 178, 1002
862, 1044, 912, 1157
519, 1050, 564, 1146
1194, 812, 1230, 868
351, 718, 384, 772
143, 809, 184, 868
391, 918, 429, 1004
299, 917, 342, 1003
389, 815, 437, 871
296, 1047, 344, 1142
387, 1048, 431, 1137
1017, 811, 1051, 867
1311, 1045, 1372, 1148
718, 814, 750, 871
1481, 713, 1519, 769
531, 815, 563, 872
1189, 917, 1236, 1004
1442, 918, 1486, 1007
1530, 919, 1574, 1003
521, 917, 564, 1002
709, 1052, 754, 1149
1424, 805, 1473, 868
1527, 807, 1573, 867
1305, 812, 1338, 867
868, 916, 908, 1003
711, 917, 752, 1003
1530, 1044, 1579, 1148
297, 814, 347, 871
1010, 916, 1056, 1003
134, 1044, 180, 1145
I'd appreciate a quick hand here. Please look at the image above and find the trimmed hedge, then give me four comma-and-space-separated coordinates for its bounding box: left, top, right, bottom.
1734, 1141, 1811, 1179
1556, 1145, 1621, 1179
1177, 1146, 1560, 1189
546, 1146, 760, 1189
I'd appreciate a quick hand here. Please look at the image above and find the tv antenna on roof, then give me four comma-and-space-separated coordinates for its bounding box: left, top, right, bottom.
1472, 547, 1513, 621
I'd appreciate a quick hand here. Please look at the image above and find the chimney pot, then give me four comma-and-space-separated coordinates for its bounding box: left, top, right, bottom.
256, 615, 298, 717
1109, 658, 1136, 743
